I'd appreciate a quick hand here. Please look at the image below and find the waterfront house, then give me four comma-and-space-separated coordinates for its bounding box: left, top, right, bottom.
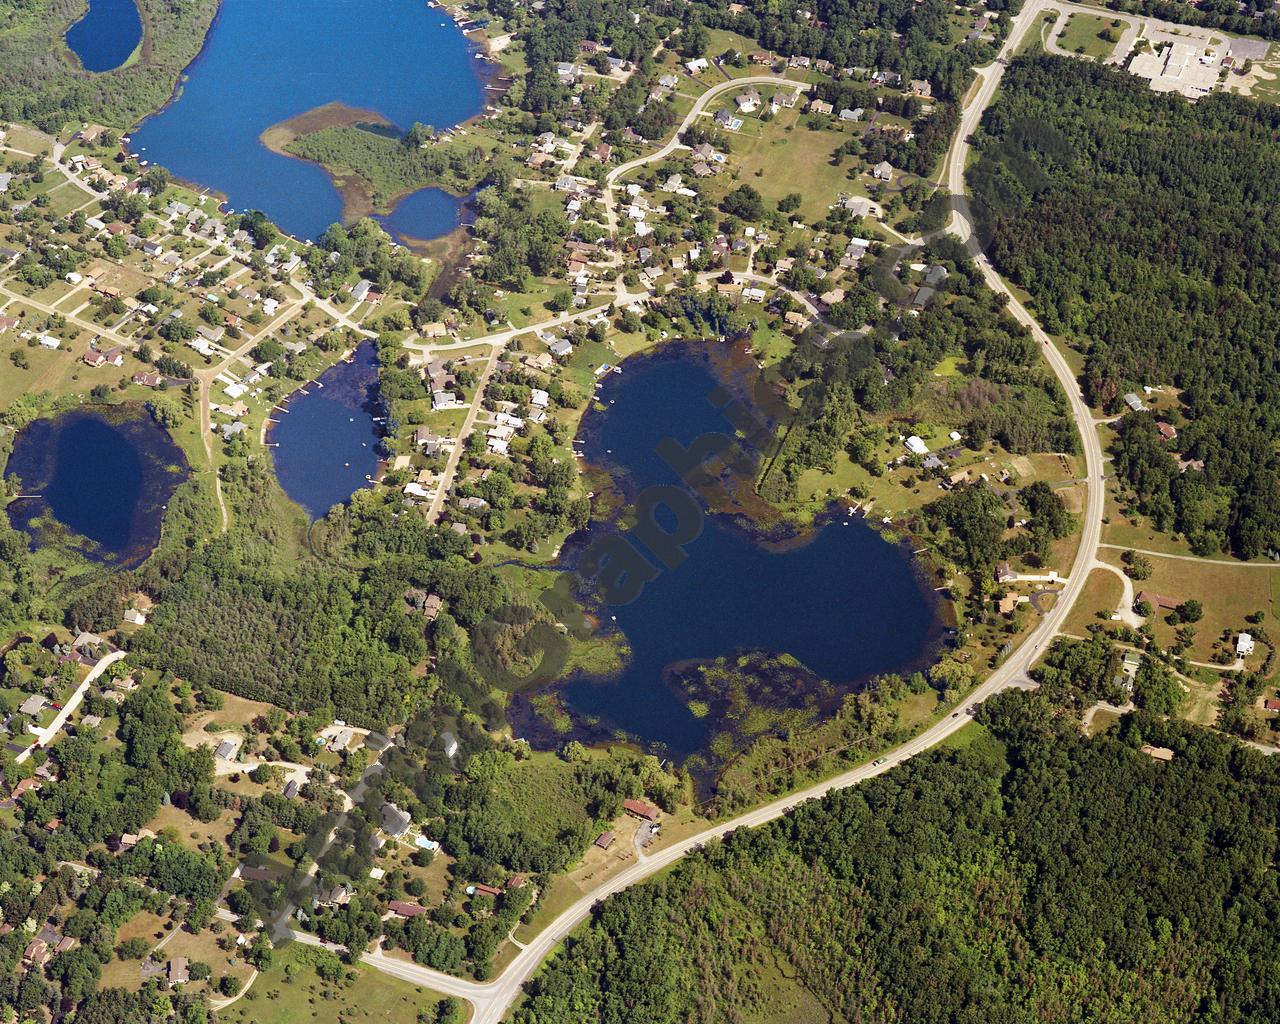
623, 798, 659, 821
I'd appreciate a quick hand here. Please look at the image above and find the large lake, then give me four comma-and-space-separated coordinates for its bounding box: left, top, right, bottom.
131, 0, 485, 242
267, 341, 382, 519
66, 0, 144, 73
512, 344, 948, 759
4, 405, 189, 569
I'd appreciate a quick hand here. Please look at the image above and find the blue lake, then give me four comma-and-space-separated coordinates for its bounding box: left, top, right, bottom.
513, 344, 947, 759
268, 341, 382, 519
4, 405, 189, 569
66, 0, 144, 73
131, 0, 486, 242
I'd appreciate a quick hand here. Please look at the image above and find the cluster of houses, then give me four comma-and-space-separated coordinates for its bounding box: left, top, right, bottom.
17, 922, 77, 971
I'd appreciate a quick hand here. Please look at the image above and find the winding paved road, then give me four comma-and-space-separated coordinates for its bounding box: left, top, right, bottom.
319, 8, 1112, 1020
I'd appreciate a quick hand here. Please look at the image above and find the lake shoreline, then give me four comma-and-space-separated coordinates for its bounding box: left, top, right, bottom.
506, 339, 952, 778
3, 402, 190, 570
130, 0, 487, 242
265, 340, 386, 520
64, 0, 149, 75
258, 101, 405, 224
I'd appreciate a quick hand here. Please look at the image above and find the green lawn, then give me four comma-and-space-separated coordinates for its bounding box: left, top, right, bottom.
1056, 14, 1121, 60
720, 109, 853, 223
1061, 568, 1124, 637
219, 944, 459, 1024
1099, 549, 1278, 666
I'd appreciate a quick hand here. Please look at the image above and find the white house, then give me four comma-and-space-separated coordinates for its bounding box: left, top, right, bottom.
1237, 633, 1256, 657
905, 436, 930, 456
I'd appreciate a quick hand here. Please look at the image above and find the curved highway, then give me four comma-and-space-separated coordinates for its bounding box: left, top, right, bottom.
311, 9, 1106, 1020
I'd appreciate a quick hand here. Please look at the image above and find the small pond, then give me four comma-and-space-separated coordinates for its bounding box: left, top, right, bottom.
267, 341, 383, 519
66, 0, 144, 73
4, 404, 188, 569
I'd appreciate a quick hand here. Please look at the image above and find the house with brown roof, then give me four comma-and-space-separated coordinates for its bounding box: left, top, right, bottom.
594, 831, 615, 850
388, 900, 429, 918
1136, 591, 1179, 612
623, 798, 659, 822
24, 939, 49, 966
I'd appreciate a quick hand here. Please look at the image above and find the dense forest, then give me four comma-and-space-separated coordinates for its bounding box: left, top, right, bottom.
0, 0, 218, 131
511, 692, 1280, 1023
970, 56, 1280, 557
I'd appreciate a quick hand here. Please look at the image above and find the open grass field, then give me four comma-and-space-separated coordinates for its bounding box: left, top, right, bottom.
148, 802, 238, 850
1182, 674, 1226, 728
221, 944, 459, 1024
1099, 549, 1279, 665
1056, 14, 1120, 60
488, 751, 593, 846
1085, 707, 1123, 736
512, 874, 585, 945
712, 109, 853, 223
1061, 568, 1124, 636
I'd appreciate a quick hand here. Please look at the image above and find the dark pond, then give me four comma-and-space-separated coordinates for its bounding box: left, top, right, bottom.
267, 341, 382, 519
373, 186, 468, 249
130, 0, 486, 242
511, 343, 947, 760
66, 0, 144, 73
3, 405, 188, 568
